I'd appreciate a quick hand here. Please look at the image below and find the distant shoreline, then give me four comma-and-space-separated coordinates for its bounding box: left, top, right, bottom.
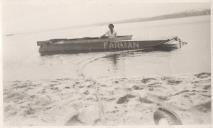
106, 9, 210, 25
5, 9, 210, 36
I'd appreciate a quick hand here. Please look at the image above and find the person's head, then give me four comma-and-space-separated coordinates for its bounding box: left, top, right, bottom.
108, 24, 114, 31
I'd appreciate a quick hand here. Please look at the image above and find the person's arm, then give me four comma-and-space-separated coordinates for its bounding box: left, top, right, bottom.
100, 34, 106, 38
100, 31, 109, 38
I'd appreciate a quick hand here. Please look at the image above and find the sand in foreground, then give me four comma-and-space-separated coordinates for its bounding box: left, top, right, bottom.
3, 72, 211, 126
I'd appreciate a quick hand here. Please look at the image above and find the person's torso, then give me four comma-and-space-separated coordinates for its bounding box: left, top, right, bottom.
105, 30, 117, 38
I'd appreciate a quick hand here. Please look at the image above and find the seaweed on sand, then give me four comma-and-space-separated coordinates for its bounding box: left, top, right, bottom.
65, 114, 84, 125
117, 94, 135, 104
141, 78, 156, 84
195, 72, 211, 79
192, 101, 211, 113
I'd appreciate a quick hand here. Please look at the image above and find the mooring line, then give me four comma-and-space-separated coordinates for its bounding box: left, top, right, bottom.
75, 49, 146, 124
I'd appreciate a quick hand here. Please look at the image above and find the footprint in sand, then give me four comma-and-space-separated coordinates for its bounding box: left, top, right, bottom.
65, 114, 84, 125
153, 107, 182, 125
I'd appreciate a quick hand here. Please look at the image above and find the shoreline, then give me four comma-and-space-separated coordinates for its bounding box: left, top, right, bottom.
3, 72, 211, 126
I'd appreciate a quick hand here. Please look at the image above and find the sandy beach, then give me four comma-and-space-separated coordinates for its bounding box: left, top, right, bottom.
3, 2, 211, 126
3, 72, 211, 126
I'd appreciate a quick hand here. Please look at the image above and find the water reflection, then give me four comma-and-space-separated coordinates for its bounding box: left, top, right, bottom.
106, 53, 119, 65
103, 50, 147, 77
104, 53, 120, 73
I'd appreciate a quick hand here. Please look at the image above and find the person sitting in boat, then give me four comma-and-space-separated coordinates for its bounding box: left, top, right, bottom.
101, 24, 117, 38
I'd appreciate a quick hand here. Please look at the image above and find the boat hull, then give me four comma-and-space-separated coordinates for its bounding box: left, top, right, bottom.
37, 36, 185, 55
38, 39, 180, 55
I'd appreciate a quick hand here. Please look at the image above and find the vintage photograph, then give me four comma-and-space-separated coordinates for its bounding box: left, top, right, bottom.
2, 0, 211, 126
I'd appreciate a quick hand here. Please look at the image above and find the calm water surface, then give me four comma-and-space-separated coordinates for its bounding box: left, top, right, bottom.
3, 16, 210, 81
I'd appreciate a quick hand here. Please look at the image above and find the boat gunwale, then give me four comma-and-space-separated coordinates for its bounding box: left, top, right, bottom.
37, 35, 133, 46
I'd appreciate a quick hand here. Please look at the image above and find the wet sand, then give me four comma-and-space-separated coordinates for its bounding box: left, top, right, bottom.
3, 72, 211, 126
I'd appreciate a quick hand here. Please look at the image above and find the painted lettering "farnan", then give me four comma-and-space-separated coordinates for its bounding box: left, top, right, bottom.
104, 42, 140, 49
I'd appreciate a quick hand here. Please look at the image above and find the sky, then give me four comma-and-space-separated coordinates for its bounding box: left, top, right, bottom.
2, 0, 210, 34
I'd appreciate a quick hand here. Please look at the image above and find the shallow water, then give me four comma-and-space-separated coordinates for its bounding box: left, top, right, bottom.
3, 15, 211, 126
3, 15, 210, 81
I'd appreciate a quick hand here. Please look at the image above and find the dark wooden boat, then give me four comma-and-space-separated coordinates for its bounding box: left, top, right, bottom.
37, 35, 133, 45
37, 35, 186, 55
